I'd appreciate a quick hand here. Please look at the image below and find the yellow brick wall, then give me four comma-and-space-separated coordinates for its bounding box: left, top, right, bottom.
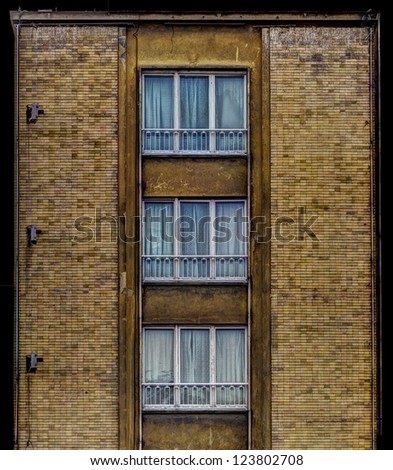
270, 27, 374, 449
17, 26, 119, 449
15, 23, 376, 450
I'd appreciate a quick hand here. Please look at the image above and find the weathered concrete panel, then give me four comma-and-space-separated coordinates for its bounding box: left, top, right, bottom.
143, 285, 248, 324
143, 413, 248, 449
143, 157, 247, 197
138, 24, 261, 67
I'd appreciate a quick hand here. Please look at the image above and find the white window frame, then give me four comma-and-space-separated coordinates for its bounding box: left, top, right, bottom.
141, 70, 248, 155
142, 326, 248, 410
142, 198, 248, 282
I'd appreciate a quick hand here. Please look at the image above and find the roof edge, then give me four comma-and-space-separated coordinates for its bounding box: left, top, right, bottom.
9, 10, 380, 26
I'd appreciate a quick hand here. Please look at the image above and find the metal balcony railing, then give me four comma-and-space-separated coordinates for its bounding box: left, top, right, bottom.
142, 255, 247, 281
143, 383, 247, 409
142, 129, 247, 154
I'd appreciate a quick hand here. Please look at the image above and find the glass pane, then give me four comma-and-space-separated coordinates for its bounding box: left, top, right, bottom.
215, 201, 246, 278
179, 202, 210, 255
215, 76, 244, 129
180, 76, 209, 129
144, 76, 174, 129
180, 329, 210, 383
215, 202, 246, 256
216, 329, 245, 383
216, 329, 246, 406
179, 202, 210, 278
144, 203, 174, 256
143, 203, 174, 278
144, 329, 174, 383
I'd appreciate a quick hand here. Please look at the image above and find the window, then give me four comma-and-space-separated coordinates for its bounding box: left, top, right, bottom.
142, 199, 247, 281
143, 327, 247, 410
142, 72, 247, 154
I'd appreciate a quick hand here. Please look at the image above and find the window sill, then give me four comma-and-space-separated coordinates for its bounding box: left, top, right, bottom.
142, 279, 248, 286
142, 153, 248, 158
142, 408, 248, 414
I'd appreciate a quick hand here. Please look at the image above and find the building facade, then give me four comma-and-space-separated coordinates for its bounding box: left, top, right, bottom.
11, 11, 381, 449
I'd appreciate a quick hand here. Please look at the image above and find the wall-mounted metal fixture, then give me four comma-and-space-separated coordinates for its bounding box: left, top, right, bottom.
26, 102, 44, 124
26, 353, 44, 373
27, 225, 42, 246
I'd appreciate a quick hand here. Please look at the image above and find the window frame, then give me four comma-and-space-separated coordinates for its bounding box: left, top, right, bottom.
142, 326, 248, 411
142, 198, 248, 283
141, 69, 249, 156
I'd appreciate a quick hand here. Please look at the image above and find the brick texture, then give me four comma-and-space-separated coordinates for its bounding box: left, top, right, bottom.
17, 26, 119, 449
15, 23, 377, 450
270, 27, 374, 449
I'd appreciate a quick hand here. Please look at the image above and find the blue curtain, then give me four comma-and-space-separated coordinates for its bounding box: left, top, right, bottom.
216, 329, 245, 383
144, 329, 174, 406
180, 329, 210, 383
144, 76, 174, 129
180, 202, 210, 278
144, 329, 174, 383
144, 202, 174, 278
180, 329, 210, 405
180, 77, 209, 128
144, 76, 174, 151
215, 76, 244, 129
180, 76, 209, 151
215, 202, 246, 277
216, 329, 245, 405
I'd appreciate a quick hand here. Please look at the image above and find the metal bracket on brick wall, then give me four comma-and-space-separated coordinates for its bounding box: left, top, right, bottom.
26, 102, 44, 124
27, 225, 42, 246
26, 353, 44, 373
